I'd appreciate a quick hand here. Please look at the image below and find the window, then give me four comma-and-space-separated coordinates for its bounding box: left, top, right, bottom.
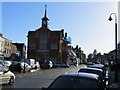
50, 44, 57, 50
29, 44, 35, 49
39, 33, 48, 50
39, 33, 47, 42
49, 76, 80, 88
39, 43, 47, 50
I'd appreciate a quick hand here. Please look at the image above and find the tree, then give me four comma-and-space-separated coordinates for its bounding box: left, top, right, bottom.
93, 49, 97, 57
87, 53, 93, 62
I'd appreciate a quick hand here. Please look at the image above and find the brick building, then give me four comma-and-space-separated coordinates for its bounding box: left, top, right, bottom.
27, 5, 70, 63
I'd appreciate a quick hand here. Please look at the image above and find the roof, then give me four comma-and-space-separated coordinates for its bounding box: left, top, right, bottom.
60, 72, 99, 80
42, 17, 49, 20
12, 43, 25, 46
89, 64, 104, 68
87, 64, 105, 71
79, 67, 103, 72
28, 31, 35, 34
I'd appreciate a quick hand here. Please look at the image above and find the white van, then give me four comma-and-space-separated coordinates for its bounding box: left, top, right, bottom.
21, 59, 36, 69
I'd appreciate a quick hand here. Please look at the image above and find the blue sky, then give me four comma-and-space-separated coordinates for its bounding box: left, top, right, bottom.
1, 1, 118, 56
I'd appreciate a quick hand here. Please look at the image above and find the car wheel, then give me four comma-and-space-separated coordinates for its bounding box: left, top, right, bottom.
35, 66, 37, 69
8, 76, 14, 85
28, 68, 31, 72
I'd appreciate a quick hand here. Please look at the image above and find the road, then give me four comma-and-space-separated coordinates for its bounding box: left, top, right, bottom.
1, 65, 85, 89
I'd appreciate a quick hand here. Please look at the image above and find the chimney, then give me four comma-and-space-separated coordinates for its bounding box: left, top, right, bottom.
65, 33, 67, 37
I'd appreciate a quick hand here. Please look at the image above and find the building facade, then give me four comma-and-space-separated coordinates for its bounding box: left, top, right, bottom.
4, 38, 12, 59
27, 5, 70, 63
12, 43, 26, 59
0, 33, 4, 59
0, 33, 17, 60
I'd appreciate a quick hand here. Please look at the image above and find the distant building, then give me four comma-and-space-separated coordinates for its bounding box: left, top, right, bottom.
73, 45, 86, 64
0, 33, 16, 60
12, 43, 26, 59
27, 5, 70, 63
3, 37, 12, 59
10, 44, 17, 54
0, 33, 4, 59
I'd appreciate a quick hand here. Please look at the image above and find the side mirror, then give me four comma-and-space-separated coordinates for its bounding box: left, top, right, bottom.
3, 70, 9, 74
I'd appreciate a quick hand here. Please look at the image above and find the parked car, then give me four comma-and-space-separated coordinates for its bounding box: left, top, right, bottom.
92, 61, 100, 64
21, 59, 36, 69
47, 72, 105, 89
0, 60, 12, 67
85, 62, 95, 65
87, 64, 106, 73
9, 61, 31, 73
40, 60, 49, 69
78, 67, 106, 86
40, 60, 54, 69
48, 61, 53, 69
53, 63, 69, 68
87, 64, 108, 82
35, 61, 40, 69
0, 64, 15, 85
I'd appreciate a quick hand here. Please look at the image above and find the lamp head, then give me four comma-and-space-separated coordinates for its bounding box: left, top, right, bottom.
108, 16, 113, 21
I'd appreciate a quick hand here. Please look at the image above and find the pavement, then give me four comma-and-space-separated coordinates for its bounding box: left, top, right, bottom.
107, 67, 120, 90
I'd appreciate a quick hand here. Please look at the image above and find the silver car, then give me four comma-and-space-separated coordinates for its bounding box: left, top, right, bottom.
78, 67, 107, 86
0, 64, 15, 85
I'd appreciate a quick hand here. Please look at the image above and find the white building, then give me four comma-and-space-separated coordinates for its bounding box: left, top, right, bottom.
0, 33, 4, 59
0, 33, 13, 60
4, 38, 12, 59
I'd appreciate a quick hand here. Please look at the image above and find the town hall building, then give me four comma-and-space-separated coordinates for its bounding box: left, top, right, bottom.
27, 5, 71, 64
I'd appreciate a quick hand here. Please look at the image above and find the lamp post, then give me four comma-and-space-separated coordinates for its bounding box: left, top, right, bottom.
3, 51, 6, 60
108, 13, 118, 82
23, 59, 25, 73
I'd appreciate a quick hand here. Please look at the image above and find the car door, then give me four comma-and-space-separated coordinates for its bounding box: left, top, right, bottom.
0, 72, 3, 84
1, 66, 10, 84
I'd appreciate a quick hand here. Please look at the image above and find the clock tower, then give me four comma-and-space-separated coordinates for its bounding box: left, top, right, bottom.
42, 5, 49, 28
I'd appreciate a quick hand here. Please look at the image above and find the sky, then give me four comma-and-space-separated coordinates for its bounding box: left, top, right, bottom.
1, 1, 119, 56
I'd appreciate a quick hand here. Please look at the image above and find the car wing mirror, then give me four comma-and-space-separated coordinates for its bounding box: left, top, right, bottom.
3, 70, 9, 74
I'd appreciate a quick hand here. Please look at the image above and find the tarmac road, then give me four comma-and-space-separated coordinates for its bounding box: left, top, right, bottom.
1, 65, 85, 89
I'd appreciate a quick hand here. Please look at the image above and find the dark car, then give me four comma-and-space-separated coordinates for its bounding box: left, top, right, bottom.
87, 64, 108, 83
78, 67, 106, 86
47, 72, 105, 89
53, 63, 69, 68
9, 61, 31, 73
39, 60, 49, 69
87, 64, 106, 73
85, 62, 95, 65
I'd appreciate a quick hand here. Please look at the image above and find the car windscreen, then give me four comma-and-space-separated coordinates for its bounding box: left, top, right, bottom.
48, 76, 100, 88
0, 65, 8, 72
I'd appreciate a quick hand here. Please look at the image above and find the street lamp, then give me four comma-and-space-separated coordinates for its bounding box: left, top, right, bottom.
108, 13, 118, 82
23, 59, 25, 73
